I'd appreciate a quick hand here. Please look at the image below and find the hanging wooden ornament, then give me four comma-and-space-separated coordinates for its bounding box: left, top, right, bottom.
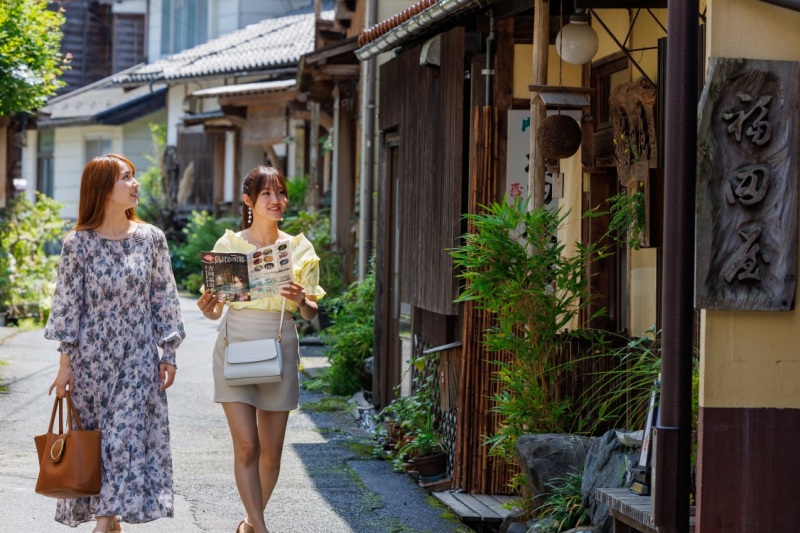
536, 114, 582, 160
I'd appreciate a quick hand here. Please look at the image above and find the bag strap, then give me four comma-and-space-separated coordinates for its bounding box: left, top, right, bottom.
222, 297, 286, 347
47, 391, 86, 434
47, 396, 63, 434
65, 392, 85, 432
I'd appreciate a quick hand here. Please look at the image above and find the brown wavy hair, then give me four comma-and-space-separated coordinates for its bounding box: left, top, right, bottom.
241, 165, 287, 229
73, 154, 142, 231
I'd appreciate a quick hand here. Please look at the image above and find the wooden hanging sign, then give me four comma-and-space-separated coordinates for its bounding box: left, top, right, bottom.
695, 57, 798, 311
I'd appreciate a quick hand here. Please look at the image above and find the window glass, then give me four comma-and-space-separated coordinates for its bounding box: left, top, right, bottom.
161, 0, 171, 57
37, 130, 55, 198
85, 138, 112, 162
163, 0, 208, 56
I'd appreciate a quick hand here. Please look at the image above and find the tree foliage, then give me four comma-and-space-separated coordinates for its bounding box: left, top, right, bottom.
0, 0, 68, 116
0, 193, 66, 321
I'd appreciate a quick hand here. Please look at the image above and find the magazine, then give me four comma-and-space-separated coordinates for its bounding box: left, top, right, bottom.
201, 238, 293, 302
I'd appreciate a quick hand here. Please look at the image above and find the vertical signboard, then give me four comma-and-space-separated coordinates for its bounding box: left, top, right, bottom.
506, 110, 559, 209
695, 58, 798, 311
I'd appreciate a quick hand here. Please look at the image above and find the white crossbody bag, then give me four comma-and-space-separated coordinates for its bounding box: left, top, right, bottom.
221, 298, 285, 386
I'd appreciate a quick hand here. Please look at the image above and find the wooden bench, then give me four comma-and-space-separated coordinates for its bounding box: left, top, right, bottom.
596, 488, 695, 533
433, 492, 514, 532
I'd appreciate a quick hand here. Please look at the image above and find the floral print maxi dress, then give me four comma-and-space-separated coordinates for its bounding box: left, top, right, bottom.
44, 224, 186, 527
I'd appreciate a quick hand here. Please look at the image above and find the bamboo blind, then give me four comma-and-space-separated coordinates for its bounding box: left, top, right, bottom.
452, 105, 519, 495
451, 107, 629, 495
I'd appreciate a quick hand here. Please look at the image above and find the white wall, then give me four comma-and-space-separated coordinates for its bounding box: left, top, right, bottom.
112, 0, 146, 15
165, 80, 219, 146
166, 86, 187, 146
122, 109, 168, 175
147, 0, 164, 62
44, 110, 162, 220
51, 126, 120, 219
22, 131, 38, 204
211, 0, 239, 39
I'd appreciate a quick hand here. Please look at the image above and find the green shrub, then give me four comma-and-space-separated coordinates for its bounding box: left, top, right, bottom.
607, 189, 646, 250
285, 175, 308, 217
318, 263, 375, 395
375, 354, 447, 470
0, 193, 67, 322
450, 199, 604, 466
576, 327, 663, 434
135, 123, 167, 225
170, 210, 238, 292
576, 327, 701, 462
534, 470, 590, 532
282, 209, 344, 298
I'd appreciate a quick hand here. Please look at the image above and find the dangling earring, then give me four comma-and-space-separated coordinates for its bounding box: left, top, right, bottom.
247, 207, 253, 225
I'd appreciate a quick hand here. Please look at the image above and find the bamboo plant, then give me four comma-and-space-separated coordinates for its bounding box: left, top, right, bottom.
450, 198, 607, 468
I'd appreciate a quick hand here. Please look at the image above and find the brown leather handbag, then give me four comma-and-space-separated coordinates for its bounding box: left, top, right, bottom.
34, 392, 102, 498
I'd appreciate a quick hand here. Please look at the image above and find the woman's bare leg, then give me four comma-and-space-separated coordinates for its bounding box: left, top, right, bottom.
92, 516, 113, 533
256, 410, 290, 510
222, 402, 269, 533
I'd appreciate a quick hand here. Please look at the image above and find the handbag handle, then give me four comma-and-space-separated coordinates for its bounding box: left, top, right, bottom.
46, 392, 86, 435
65, 393, 85, 432
47, 395, 64, 435
222, 297, 286, 346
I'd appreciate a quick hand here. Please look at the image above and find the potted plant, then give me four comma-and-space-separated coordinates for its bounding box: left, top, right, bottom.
402, 413, 447, 480
407, 435, 447, 479
378, 395, 415, 445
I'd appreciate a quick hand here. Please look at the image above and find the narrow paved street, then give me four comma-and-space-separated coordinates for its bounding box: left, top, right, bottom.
0, 297, 471, 533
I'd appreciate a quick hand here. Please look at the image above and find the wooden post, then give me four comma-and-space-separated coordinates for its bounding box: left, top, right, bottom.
307, 101, 320, 212
528, 0, 550, 210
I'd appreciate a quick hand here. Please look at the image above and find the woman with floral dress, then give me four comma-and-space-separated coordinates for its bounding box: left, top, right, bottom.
45, 154, 186, 533
197, 165, 324, 533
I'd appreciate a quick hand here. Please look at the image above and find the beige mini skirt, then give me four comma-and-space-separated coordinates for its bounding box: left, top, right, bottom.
212, 307, 299, 411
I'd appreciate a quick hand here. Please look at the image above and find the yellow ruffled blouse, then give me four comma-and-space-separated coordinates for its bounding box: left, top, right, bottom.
211, 230, 325, 312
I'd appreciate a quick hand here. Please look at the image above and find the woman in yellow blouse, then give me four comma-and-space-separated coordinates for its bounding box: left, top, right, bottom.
197, 166, 324, 533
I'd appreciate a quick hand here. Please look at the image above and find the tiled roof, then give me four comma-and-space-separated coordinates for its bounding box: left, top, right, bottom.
191, 79, 296, 99
357, 0, 435, 48
38, 78, 167, 127
114, 9, 333, 85
355, 0, 481, 60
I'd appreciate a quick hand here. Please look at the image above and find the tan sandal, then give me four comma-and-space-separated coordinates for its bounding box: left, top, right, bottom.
236, 520, 255, 533
110, 517, 125, 532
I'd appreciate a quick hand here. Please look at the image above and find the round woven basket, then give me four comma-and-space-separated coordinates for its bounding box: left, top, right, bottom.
536, 114, 582, 160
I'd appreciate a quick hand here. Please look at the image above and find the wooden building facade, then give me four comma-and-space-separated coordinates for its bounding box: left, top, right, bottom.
361, 0, 667, 497
361, 0, 800, 530
52, 0, 145, 94
374, 26, 466, 409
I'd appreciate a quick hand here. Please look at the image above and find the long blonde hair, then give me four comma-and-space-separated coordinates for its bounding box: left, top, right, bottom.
73, 154, 142, 231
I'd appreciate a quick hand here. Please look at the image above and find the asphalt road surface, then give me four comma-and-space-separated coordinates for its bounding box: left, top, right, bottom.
0, 297, 471, 533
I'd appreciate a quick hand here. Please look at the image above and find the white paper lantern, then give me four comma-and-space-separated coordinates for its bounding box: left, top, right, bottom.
555, 15, 599, 65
